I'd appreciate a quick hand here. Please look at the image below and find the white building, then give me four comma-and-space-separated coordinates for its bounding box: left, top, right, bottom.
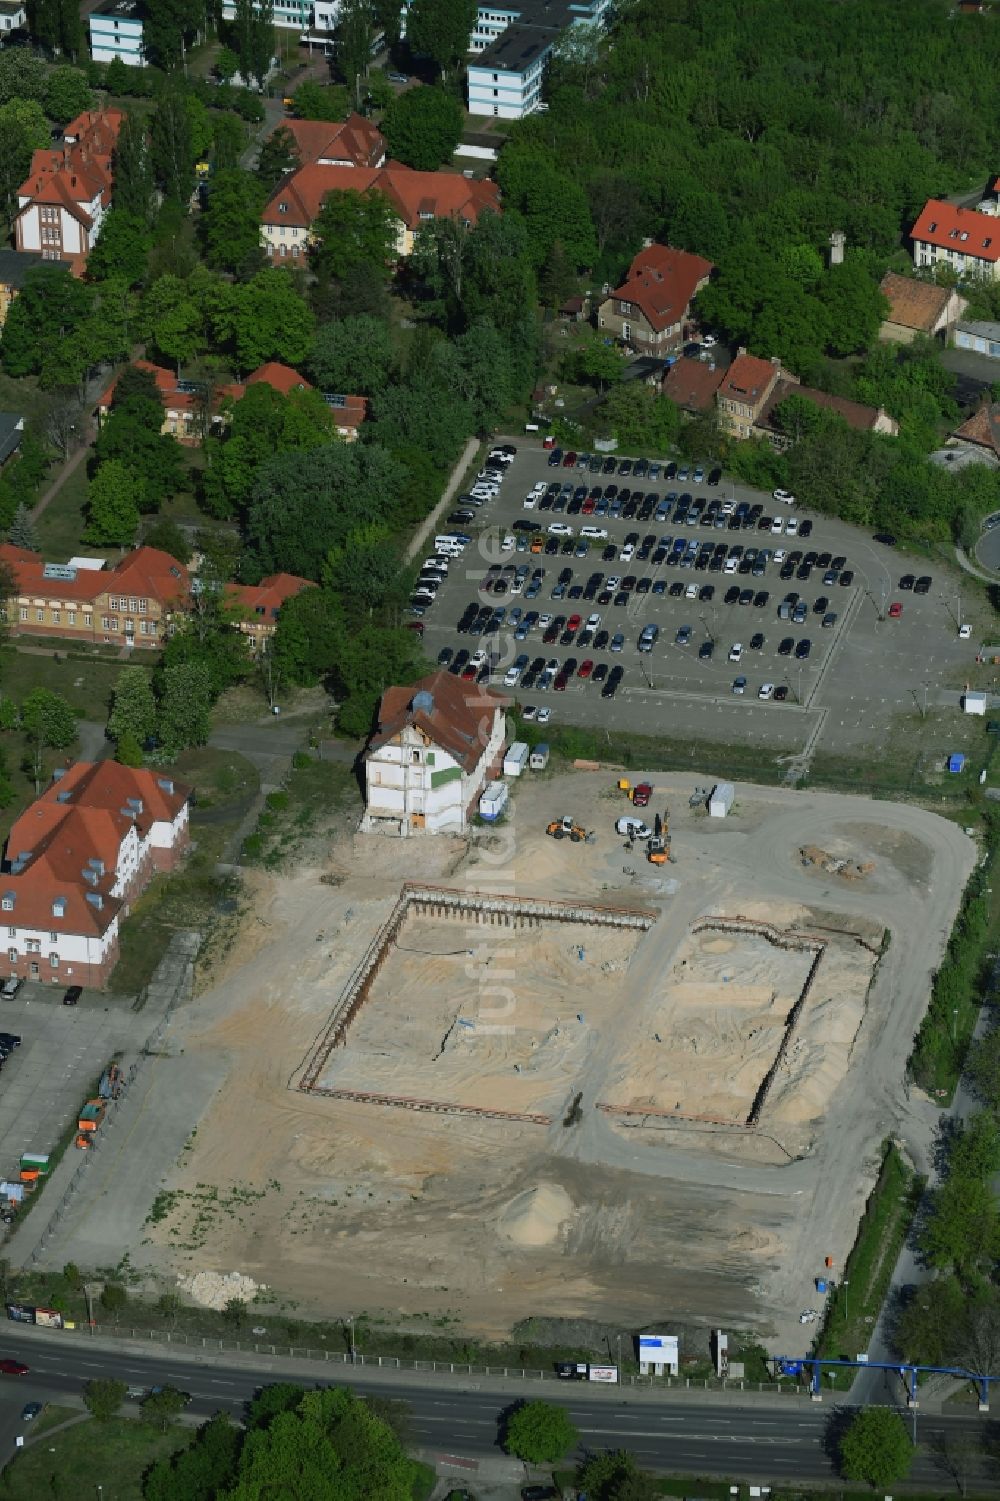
14, 109, 122, 267
910, 199, 1000, 283
362, 671, 508, 836
2, 763, 190, 989
89, 0, 145, 65
221, 0, 312, 29
465, 0, 611, 120
0, 2, 26, 35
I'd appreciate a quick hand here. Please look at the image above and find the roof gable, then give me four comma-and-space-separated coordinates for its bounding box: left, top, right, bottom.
610, 243, 714, 333
368, 671, 508, 773
879, 271, 954, 331
911, 199, 1000, 263
719, 352, 779, 403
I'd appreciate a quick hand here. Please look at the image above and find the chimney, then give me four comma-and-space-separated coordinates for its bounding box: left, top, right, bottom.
641, 236, 654, 249
829, 230, 846, 266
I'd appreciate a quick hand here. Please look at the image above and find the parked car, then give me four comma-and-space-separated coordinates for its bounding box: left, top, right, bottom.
0, 978, 21, 1000
62, 986, 82, 1007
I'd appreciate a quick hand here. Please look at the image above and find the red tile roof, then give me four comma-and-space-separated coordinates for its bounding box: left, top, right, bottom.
718, 352, 780, 407
758, 378, 888, 435
16, 109, 123, 231
662, 355, 727, 412
98, 360, 244, 415
246, 362, 312, 395
608, 243, 714, 334
263, 164, 500, 235
879, 272, 954, 332
0, 543, 190, 609
910, 199, 1000, 263
953, 401, 1000, 457
327, 393, 368, 430
226, 572, 315, 622
3, 761, 189, 938
369, 671, 508, 774
284, 114, 385, 169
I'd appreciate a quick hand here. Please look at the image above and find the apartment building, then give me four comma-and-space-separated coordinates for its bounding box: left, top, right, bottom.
0, 544, 190, 650
88, 0, 145, 65
14, 108, 123, 268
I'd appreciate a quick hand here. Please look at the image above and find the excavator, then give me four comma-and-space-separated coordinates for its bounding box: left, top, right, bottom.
647, 808, 673, 864
546, 816, 595, 843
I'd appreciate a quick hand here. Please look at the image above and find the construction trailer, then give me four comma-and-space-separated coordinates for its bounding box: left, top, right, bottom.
708, 782, 735, 818
479, 781, 509, 822
503, 741, 529, 777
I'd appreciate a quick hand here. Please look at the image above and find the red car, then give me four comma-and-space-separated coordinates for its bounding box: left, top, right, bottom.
554, 673, 570, 691
562, 451, 578, 467
404, 621, 424, 636
888, 601, 902, 619
581, 497, 596, 514
566, 613, 582, 632
543, 434, 556, 449
0, 1359, 28, 1375
632, 783, 652, 808
578, 659, 594, 679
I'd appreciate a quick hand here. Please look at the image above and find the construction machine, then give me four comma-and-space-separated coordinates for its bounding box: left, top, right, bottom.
547, 816, 594, 843
648, 807, 673, 864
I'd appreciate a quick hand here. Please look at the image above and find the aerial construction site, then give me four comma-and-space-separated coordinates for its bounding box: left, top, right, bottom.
36, 766, 975, 1354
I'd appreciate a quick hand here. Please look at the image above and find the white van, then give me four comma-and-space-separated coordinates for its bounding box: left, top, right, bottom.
580, 525, 608, 540
435, 534, 467, 550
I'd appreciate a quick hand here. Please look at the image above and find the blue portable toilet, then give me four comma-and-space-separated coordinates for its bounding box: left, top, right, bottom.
948, 753, 966, 774
816, 1277, 828, 1294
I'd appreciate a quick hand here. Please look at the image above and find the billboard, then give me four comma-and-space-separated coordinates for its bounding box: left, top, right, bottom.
588, 1364, 618, 1383
34, 1307, 63, 1329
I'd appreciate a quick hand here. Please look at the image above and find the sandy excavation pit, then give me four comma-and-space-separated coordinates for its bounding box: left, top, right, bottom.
315, 910, 642, 1120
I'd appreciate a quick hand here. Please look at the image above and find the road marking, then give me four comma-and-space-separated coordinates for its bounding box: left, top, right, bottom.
209, 1379, 236, 1386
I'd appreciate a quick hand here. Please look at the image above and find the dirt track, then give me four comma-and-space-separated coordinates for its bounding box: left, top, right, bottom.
34, 770, 975, 1353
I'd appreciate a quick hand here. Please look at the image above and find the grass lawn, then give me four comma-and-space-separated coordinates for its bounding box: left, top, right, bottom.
0, 645, 138, 717
34, 458, 97, 562
24, 1404, 78, 1439
0, 1415, 188, 1501
111, 747, 259, 995
244, 755, 361, 869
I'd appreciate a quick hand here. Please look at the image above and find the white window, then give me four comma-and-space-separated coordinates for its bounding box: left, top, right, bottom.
6, 928, 13, 940
138, 598, 147, 613
84, 614, 92, 628
49, 952, 58, 967
7, 949, 15, 963
51, 610, 60, 624
19, 607, 26, 621
35, 608, 44, 622
26, 939, 40, 954
68, 611, 75, 626
49, 931, 57, 943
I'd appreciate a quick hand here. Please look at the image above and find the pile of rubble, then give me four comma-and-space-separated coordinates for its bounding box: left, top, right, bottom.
178, 1269, 264, 1310
800, 845, 875, 881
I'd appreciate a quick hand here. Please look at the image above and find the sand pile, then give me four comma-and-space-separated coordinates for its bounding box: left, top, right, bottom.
498, 1183, 574, 1246
179, 1269, 263, 1310
800, 845, 875, 880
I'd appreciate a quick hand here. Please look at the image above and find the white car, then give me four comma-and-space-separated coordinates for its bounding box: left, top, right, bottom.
701, 333, 718, 348
785, 517, 798, 535
523, 494, 538, 509
721, 500, 736, 515
537, 613, 553, 628
470, 649, 487, 670
620, 543, 635, 562
685, 582, 697, 599
504, 665, 522, 686
770, 516, 784, 534
530, 480, 546, 494
536, 706, 552, 725
547, 522, 574, 536
724, 557, 738, 574
606, 577, 621, 590
773, 488, 795, 505
580, 525, 608, 540
758, 682, 775, 700
729, 642, 743, 662
959, 624, 972, 639
616, 816, 652, 839
522, 704, 538, 721
501, 534, 515, 552
772, 548, 786, 564
585, 612, 602, 630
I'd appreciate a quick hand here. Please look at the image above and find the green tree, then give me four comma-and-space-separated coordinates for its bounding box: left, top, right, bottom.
140, 274, 205, 371
256, 124, 300, 191
88, 209, 153, 286
210, 112, 244, 173
503, 1399, 579, 1465
273, 585, 344, 684
967, 1022, 1000, 1113
43, 66, 92, 124
839, 1406, 914, 1488
323, 524, 402, 617
85, 460, 143, 544
7, 502, 39, 552
202, 382, 335, 519
201, 169, 266, 277
83, 1378, 126, 1423
0, 49, 46, 103
455, 317, 511, 433
538, 239, 575, 310
142, 515, 192, 564
601, 382, 679, 452
338, 0, 377, 110
151, 81, 195, 202
226, 268, 315, 373
0, 98, 49, 219
21, 688, 77, 794
0, 264, 93, 381
231, 0, 274, 89
27, 0, 83, 57
577, 333, 625, 393
383, 86, 463, 170
113, 112, 155, 221
309, 314, 393, 395
577, 1450, 659, 1501
310, 187, 398, 286
142, 1385, 188, 1431
497, 146, 598, 270
222, 1296, 247, 1329
142, 0, 202, 70
291, 79, 351, 122
407, 0, 477, 80
108, 666, 158, 751
144, 1412, 241, 1501
157, 661, 214, 756
216, 46, 240, 82
819, 259, 889, 357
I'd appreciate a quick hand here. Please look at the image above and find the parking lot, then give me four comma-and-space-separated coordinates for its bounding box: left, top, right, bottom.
0, 985, 148, 1184
413, 442, 983, 763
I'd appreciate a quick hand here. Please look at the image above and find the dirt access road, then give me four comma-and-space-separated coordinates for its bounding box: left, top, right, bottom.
32, 771, 974, 1357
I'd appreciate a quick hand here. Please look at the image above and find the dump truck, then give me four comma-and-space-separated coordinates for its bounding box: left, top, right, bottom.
546, 816, 593, 843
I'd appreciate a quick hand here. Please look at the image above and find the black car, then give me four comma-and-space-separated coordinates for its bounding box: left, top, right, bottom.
738, 588, 753, 606
813, 596, 829, 614
447, 509, 474, 525
724, 586, 740, 604
512, 519, 540, 532
618, 459, 633, 476
698, 640, 714, 660
437, 647, 453, 667
699, 584, 715, 601
0, 1033, 21, 1050
914, 575, 932, 594
839, 570, 854, 586
594, 629, 610, 650
708, 468, 722, 485
602, 665, 624, 698
591, 662, 608, 682
602, 456, 617, 474
874, 531, 897, 546
753, 591, 769, 608
750, 632, 764, 650
521, 1488, 558, 1501
795, 638, 812, 659
669, 581, 685, 598
778, 637, 794, 656
450, 649, 470, 674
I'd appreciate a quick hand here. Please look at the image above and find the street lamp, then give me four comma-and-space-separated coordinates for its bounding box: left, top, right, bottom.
842, 1278, 849, 1324
951, 1007, 959, 1045
346, 1315, 356, 1364
84, 1283, 95, 1336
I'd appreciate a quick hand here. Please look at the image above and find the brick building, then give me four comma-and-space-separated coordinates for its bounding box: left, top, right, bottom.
14, 109, 123, 268
2, 763, 191, 989
0, 544, 190, 650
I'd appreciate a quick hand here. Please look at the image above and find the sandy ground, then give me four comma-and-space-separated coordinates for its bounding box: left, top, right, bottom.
45, 768, 976, 1354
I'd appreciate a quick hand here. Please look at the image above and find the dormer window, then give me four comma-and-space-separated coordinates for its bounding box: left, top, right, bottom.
279, 202, 288, 214
52, 898, 66, 918
1, 893, 13, 912
928, 221, 937, 232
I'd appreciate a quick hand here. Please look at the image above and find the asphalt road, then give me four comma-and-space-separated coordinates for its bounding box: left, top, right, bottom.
0, 1329, 996, 1485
